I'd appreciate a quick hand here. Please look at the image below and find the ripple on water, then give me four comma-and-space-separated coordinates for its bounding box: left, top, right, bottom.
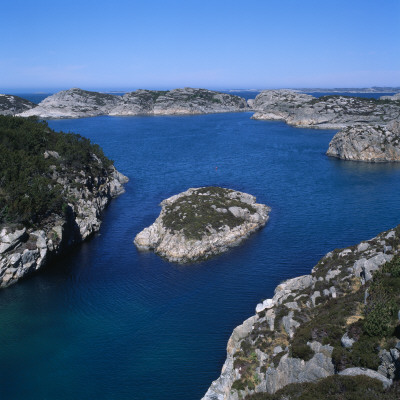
0, 113, 400, 399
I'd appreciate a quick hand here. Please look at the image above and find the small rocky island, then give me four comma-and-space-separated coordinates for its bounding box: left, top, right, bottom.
18, 87, 249, 119
327, 120, 400, 162
0, 116, 128, 288
134, 187, 270, 263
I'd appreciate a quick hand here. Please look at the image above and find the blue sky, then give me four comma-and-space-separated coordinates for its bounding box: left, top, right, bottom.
1, 0, 399, 90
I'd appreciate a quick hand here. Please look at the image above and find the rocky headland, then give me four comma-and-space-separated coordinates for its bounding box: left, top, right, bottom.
380, 93, 400, 101
203, 225, 400, 399
251, 90, 400, 129
18, 87, 249, 119
327, 120, 400, 162
134, 187, 270, 263
0, 94, 36, 115
0, 116, 128, 288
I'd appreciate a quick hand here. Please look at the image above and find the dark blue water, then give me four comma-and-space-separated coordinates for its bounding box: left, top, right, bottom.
1, 112, 400, 400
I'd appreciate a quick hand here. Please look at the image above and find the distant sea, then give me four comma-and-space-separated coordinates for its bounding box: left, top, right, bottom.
1, 91, 400, 399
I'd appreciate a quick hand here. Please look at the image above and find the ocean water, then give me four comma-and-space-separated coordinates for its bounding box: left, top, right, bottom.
1, 111, 400, 399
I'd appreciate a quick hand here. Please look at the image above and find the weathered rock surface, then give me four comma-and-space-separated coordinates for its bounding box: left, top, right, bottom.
18, 87, 249, 119
380, 93, 400, 101
202, 225, 400, 399
0, 163, 128, 288
326, 120, 400, 162
134, 187, 270, 263
0, 94, 36, 115
251, 90, 400, 129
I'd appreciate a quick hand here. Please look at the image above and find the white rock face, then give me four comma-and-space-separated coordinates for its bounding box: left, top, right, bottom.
326, 121, 400, 162
202, 225, 400, 399
134, 187, 270, 262
251, 90, 400, 129
18, 87, 249, 119
380, 93, 400, 101
0, 164, 128, 288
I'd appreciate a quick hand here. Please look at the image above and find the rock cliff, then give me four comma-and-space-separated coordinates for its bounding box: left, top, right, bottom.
0, 94, 36, 115
202, 225, 400, 399
18, 88, 249, 119
134, 187, 270, 263
326, 121, 400, 162
252, 90, 400, 129
0, 116, 128, 288
0, 165, 127, 288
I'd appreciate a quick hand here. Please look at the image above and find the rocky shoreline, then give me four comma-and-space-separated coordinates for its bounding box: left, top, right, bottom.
16, 87, 249, 119
202, 225, 400, 399
251, 90, 400, 130
0, 116, 129, 288
327, 120, 400, 162
134, 187, 270, 263
0, 163, 128, 288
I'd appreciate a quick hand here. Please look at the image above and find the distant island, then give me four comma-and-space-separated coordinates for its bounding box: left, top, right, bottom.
0, 116, 128, 288
134, 187, 270, 262
16, 87, 249, 119
2, 87, 400, 163
251, 90, 400, 162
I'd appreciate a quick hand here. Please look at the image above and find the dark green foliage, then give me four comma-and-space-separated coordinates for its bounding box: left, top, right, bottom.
161, 186, 257, 240
0, 115, 113, 224
245, 375, 398, 400
332, 334, 380, 371
290, 344, 314, 361
363, 257, 400, 337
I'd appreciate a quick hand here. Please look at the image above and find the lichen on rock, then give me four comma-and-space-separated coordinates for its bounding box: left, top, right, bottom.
134, 187, 270, 263
326, 121, 400, 162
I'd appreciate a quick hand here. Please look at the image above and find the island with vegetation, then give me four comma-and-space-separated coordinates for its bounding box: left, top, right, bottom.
134, 187, 270, 263
0, 115, 128, 287
17, 87, 249, 119
202, 225, 400, 399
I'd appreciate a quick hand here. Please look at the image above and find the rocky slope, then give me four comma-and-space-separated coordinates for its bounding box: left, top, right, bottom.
327, 120, 400, 162
0, 94, 36, 115
203, 225, 400, 399
0, 116, 128, 288
251, 90, 400, 129
18, 88, 249, 119
0, 165, 127, 288
134, 187, 270, 263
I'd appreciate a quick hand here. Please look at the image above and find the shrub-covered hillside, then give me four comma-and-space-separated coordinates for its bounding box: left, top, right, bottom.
0, 115, 113, 225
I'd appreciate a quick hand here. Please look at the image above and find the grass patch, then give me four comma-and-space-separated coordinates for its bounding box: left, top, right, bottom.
161, 186, 258, 240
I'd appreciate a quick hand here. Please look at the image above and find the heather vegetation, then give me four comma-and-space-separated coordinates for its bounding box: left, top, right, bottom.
162, 187, 256, 240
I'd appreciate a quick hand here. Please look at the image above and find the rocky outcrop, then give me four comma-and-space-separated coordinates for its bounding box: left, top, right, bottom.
251, 90, 400, 129
0, 164, 128, 288
326, 120, 400, 162
18, 88, 249, 119
202, 225, 400, 399
380, 93, 400, 101
134, 187, 270, 263
0, 94, 36, 115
